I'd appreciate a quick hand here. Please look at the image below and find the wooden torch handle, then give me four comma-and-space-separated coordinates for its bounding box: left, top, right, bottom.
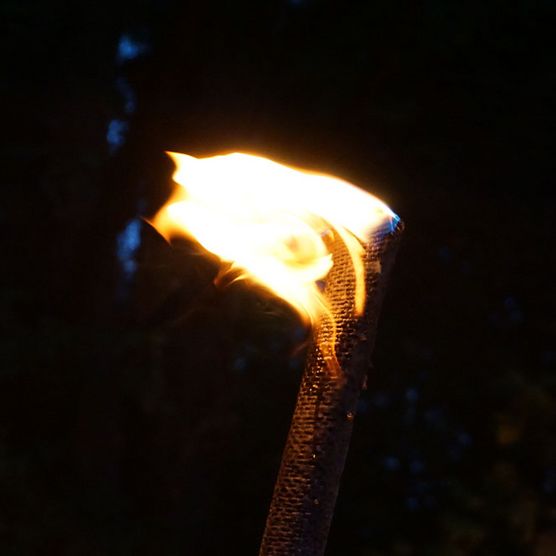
259, 219, 403, 556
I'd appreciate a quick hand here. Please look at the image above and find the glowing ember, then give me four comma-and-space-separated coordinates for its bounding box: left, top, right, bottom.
153, 151, 397, 328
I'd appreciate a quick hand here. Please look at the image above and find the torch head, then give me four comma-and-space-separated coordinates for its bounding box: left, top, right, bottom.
152, 151, 399, 336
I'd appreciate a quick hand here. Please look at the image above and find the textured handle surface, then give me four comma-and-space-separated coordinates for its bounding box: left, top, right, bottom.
259, 220, 403, 556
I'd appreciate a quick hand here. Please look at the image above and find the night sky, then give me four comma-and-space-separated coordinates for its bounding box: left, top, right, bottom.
4, 2, 556, 555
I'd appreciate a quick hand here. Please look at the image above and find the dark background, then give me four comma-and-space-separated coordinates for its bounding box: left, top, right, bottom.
3, 1, 555, 555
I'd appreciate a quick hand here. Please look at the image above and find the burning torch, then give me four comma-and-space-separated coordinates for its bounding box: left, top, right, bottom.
153, 151, 402, 556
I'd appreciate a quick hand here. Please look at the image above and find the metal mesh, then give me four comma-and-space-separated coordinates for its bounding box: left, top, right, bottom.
259, 220, 403, 556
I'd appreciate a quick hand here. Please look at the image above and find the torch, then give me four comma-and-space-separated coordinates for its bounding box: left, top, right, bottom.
152, 151, 402, 555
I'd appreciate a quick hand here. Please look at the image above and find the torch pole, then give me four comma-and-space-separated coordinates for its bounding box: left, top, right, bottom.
259, 219, 403, 556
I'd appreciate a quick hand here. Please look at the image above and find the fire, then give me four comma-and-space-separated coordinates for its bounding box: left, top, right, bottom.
153, 151, 397, 328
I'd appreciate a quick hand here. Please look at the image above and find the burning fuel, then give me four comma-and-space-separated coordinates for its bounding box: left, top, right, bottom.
152, 151, 397, 331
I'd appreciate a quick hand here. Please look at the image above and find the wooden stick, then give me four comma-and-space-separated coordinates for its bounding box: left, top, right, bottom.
259, 219, 403, 556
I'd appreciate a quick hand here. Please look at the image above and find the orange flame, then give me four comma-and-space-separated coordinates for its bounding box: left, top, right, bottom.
153, 151, 396, 329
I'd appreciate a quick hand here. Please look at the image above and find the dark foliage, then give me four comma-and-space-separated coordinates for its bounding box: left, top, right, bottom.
2, 1, 555, 555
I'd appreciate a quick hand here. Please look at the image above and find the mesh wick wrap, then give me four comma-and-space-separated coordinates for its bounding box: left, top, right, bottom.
259, 219, 403, 556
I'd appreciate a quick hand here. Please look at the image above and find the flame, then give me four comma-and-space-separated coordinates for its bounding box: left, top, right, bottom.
153, 151, 397, 329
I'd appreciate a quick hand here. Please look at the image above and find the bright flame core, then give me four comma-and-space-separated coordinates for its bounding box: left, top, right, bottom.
153, 152, 397, 327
